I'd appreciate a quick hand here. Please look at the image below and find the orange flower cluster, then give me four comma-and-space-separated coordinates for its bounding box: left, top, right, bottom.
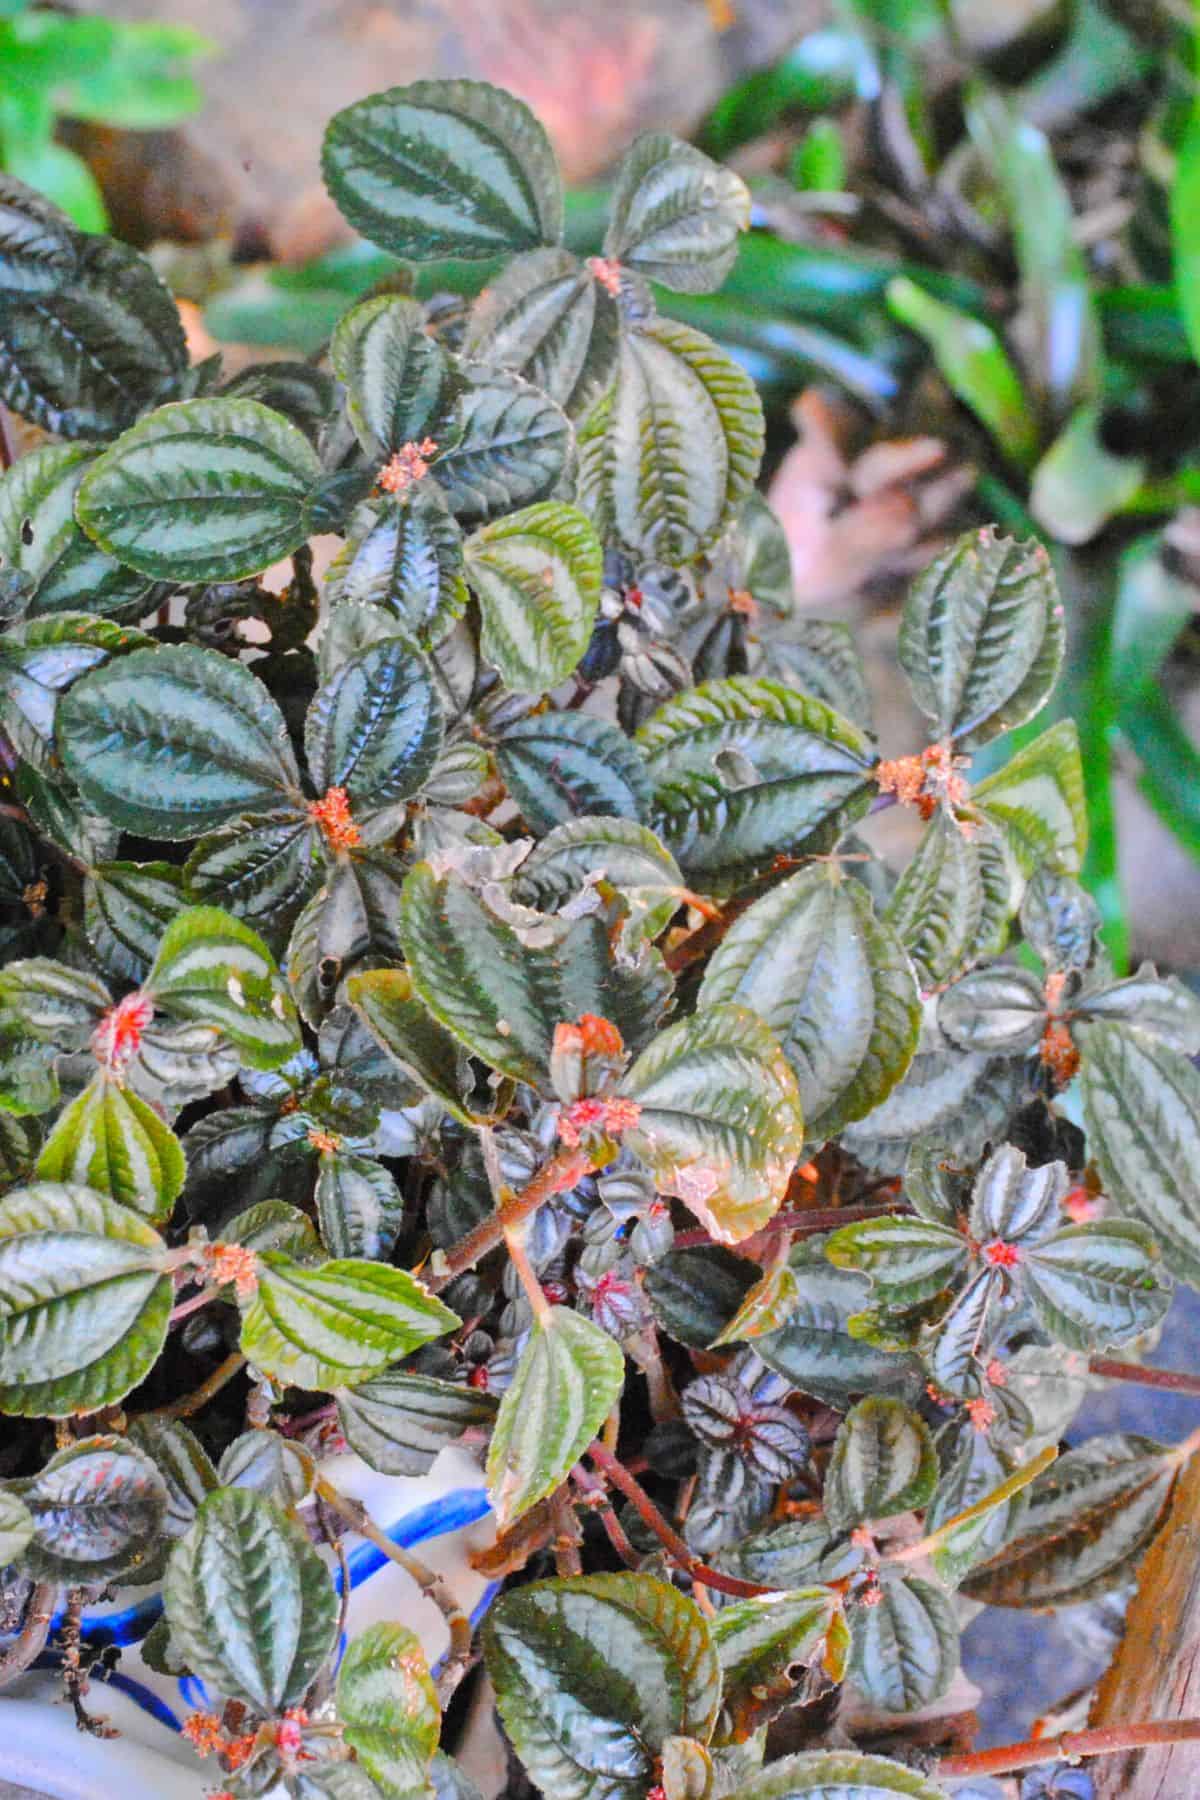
377, 437, 438, 494
206, 1241, 260, 1299
875, 741, 971, 821
308, 785, 361, 851
307, 1126, 342, 1155
558, 1094, 642, 1148
982, 1239, 1021, 1269
585, 255, 623, 296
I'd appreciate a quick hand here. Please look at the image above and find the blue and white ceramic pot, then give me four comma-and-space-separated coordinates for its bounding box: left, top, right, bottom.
0, 1446, 497, 1800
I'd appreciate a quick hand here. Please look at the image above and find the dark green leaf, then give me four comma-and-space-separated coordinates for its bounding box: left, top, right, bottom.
604, 133, 750, 293
75, 397, 321, 581
315, 1151, 404, 1261
0, 172, 76, 296
0, 441, 156, 619
711, 1587, 847, 1743
0, 1182, 171, 1416
85, 860, 184, 984
637, 677, 875, 890
464, 502, 601, 694
432, 368, 572, 527
578, 319, 763, 565
345, 966, 482, 1126
1022, 1221, 1171, 1350
145, 904, 301, 1069
337, 1620, 440, 1800
513, 817, 686, 944
757, 1243, 923, 1410
823, 1398, 937, 1532
327, 488, 468, 648
719, 1749, 947, 1799
937, 965, 1046, 1055
59, 642, 302, 839
497, 712, 650, 834
239, 1252, 460, 1391
961, 1434, 1175, 1607
1078, 1020, 1200, 1289
305, 636, 444, 812
322, 79, 563, 261
825, 1217, 967, 1309
331, 294, 461, 460
848, 1574, 957, 1715
163, 1486, 339, 1710
336, 1369, 497, 1477
462, 247, 618, 417
699, 868, 919, 1144
485, 1574, 720, 1800
897, 526, 1062, 749
885, 812, 987, 990
487, 1306, 625, 1527
36, 1069, 184, 1221
621, 1004, 804, 1244
974, 718, 1087, 877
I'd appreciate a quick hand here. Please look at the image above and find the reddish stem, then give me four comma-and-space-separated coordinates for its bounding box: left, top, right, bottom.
587, 1440, 771, 1599
938, 1718, 1200, 1779
1089, 1356, 1200, 1398
168, 1286, 217, 1328
427, 1147, 591, 1293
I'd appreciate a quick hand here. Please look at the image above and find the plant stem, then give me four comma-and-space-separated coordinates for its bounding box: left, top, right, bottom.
587, 1440, 771, 1599
1090, 1356, 1200, 1398
314, 1476, 474, 1702
937, 1718, 1200, 1779
478, 1124, 553, 1323
571, 1463, 642, 1569
427, 1146, 591, 1293
168, 1286, 218, 1328
144, 1351, 246, 1421
0, 1581, 55, 1690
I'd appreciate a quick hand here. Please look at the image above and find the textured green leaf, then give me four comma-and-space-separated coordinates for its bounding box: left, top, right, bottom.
770, 621, 871, 731
0, 234, 186, 439
85, 860, 184, 984
322, 79, 562, 261
514, 816, 685, 943
644, 1245, 757, 1348
59, 643, 302, 840
825, 1217, 967, 1308
961, 1434, 1175, 1607
841, 1013, 1016, 1172
710, 1263, 803, 1347
36, 1070, 184, 1222
0, 1483, 33, 1565
1074, 963, 1200, 1054
0, 1182, 170, 1416
897, 526, 1063, 748
823, 1398, 937, 1532
75, 397, 321, 581
331, 294, 461, 460
465, 501, 601, 693
637, 677, 875, 889
885, 812, 985, 990
400, 863, 670, 1088
0, 610, 150, 770
336, 1369, 497, 1477
937, 965, 1046, 1054
662, 1736, 713, 1800
287, 850, 408, 1028
163, 1486, 339, 1711
720, 1749, 947, 1799
345, 966, 482, 1126
1078, 1020, 1200, 1288
218, 1429, 315, 1506
487, 1305, 625, 1527
315, 1151, 404, 1261
621, 1004, 804, 1244
497, 713, 650, 834
925, 1268, 1003, 1400
432, 368, 572, 527
848, 1574, 957, 1715
326, 488, 468, 648
604, 133, 750, 293
699, 869, 919, 1143
578, 319, 764, 565
145, 904, 301, 1069
337, 1621, 440, 1800
0, 955, 110, 1047
462, 246, 618, 417
0, 441, 156, 619
711, 1588, 847, 1744
757, 1243, 923, 1410
185, 812, 317, 937
926, 1440, 1053, 1590
1021, 1221, 1171, 1350
974, 719, 1087, 877
305, 637, 444, 812
968, 1144, 1063, 1243
13, 1433, 167, 1582
239, 1252, 459, 1391
485, 1574, 721, 1800
0, 173, 76, 296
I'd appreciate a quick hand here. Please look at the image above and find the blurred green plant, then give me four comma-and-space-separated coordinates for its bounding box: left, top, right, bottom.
0, 0, 213, 230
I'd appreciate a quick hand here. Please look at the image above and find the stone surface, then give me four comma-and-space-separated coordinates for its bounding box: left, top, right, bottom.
77, 0, 812, 257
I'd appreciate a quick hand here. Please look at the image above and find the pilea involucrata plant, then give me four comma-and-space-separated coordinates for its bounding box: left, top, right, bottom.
0, 76, 1198, 1800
